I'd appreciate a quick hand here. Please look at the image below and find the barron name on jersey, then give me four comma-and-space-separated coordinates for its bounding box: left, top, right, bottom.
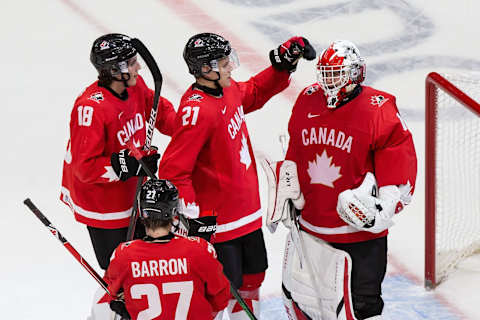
131, 258, 188, 278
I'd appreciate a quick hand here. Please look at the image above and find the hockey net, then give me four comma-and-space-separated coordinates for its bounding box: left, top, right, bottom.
425, 72, 480, 289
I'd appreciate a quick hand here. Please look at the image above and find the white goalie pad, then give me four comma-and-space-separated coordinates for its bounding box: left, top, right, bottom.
282, 230, 356, 320
259, 158, 305, 233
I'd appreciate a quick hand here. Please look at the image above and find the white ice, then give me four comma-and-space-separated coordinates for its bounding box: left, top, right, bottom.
2, 0, 480, 319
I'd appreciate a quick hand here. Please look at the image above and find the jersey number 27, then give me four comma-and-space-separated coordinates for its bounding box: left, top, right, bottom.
131, 281, 193, 320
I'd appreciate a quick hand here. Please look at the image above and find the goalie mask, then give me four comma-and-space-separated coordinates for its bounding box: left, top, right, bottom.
316, 40, 365, 108
138, 179, 180, 222
183, 32, 239, 78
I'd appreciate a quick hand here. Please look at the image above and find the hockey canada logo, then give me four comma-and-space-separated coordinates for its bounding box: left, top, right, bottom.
88, 92, 104, 104
307, 149, 342, 188
194, 39, 204, 47
304, 84, 320, 95
187, 93, 203, 102
370, 95, 389, 107
99, 41, 109, 50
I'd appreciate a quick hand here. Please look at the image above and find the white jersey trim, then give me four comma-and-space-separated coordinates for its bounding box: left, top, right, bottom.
61, 187, 132, 221
299, 216, 359, 235
216, 208, 262, 234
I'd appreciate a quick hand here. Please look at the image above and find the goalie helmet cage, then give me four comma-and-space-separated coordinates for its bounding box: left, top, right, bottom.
425, 72, 480, 289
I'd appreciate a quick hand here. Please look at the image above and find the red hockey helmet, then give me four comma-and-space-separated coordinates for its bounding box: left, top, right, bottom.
316, 40, 365, 108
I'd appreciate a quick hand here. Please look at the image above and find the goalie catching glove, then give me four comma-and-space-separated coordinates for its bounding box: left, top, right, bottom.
336, 172, 412, 234
260, 158, 305, 233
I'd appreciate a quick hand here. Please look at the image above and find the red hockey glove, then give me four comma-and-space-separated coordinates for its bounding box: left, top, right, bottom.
269, 36, 316, 73
111, 148, 160, 181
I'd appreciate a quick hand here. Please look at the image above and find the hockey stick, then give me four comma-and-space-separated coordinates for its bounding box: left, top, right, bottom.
126, 147, 258, 320
126, 38, 163, 241
23, 198, 112, 296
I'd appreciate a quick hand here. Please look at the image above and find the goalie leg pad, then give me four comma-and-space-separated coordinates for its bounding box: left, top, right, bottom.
282, 231, 356, 320
282, 285, 312, 320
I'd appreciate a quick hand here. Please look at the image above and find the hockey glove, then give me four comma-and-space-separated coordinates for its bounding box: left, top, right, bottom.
269, 36, 316, 73
111, 148, 160, 181
110, 298, 131, 319
186, 215, 217, 242
260, 158, 305, 233
337, 173, 412, 234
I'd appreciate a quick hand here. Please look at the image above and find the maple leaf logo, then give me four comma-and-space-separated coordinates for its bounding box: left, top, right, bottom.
101, 166, 119, 182
178, 198, 200, 219
239, 134, 251, 170
307, 150, 342, 187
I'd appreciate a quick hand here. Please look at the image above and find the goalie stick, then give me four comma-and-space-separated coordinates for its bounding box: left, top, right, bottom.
23, 198, 111, 296
126, 38, 163, 242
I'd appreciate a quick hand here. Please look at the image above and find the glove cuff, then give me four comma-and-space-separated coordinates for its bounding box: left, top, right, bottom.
110, 152, 123, 179
269, 48, 283, 70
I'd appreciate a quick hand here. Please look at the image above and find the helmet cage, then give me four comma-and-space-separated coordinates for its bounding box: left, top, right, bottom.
316, 62, 365, 108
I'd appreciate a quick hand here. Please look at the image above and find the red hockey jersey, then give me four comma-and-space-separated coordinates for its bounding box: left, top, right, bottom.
60, 76, 176, 229
286, 84, 417, 243
104, 235, 230, 320
158, 67, 290, 243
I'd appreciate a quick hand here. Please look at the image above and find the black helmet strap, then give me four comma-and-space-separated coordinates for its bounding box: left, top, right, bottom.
110, 71, 131, 88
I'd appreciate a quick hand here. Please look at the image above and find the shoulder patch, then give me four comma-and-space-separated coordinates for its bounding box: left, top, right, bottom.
370, 95, 389, 107
187, 93, 204, 102
88, 91, 105, 104
304, 84, 320, 95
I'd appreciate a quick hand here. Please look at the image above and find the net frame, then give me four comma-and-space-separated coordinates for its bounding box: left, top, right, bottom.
425, 72, 480, 289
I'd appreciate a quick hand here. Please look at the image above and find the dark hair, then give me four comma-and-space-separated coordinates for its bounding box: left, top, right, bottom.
98, 70, 113, 87
143, 218, 172, 230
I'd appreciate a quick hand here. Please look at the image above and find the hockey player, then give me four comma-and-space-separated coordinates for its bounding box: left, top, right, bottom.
60, 33, 177, 272
104, 179, 231, 320
262, 40, 417, 319
158, 32, 316, 319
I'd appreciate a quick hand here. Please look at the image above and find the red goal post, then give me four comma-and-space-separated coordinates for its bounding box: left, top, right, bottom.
425, 72, 480, 289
